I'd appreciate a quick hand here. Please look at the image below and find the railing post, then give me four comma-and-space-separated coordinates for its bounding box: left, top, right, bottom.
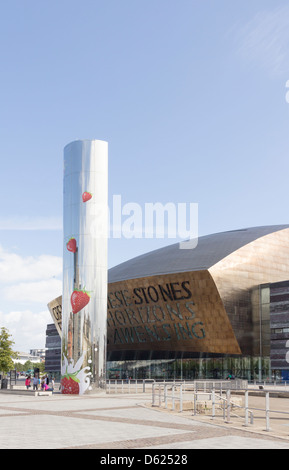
172, 384, 175, 411
211, 387, 215, 420
152, 382, 155, 406
164, 384, 168, 409
179, 384, 183, 413
244, 390, 249, 427
265, 392, 270, 431
194, 391, 197, 415
159, 384, 161, 407
226, 389, 231, 423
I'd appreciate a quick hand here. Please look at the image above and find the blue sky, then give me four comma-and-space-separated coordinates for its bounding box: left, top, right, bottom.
1, 0, 289, 352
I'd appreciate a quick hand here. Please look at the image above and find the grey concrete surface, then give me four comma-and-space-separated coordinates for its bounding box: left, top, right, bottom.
0, 390, 289, 449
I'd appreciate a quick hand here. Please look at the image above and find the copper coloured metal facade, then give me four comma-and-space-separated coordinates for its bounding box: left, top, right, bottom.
48, 225, 289, 379
106, 271, 241, 360
61, 140, 108, 394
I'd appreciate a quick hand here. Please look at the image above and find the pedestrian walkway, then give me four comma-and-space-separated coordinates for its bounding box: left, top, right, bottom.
0, 390, 289, 449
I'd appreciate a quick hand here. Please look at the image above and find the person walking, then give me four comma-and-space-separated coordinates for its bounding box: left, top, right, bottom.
33, 376, 39, 391
25, 376, 31, 390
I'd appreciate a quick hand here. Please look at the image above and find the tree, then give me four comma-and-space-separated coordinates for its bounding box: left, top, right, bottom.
37, 362, 45, 373
0, 327, 19, 375
14, 362, 24, 372
23, 360, 33, 371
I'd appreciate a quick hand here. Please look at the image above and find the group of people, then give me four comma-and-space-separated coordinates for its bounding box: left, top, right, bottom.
25, 374, 55, 392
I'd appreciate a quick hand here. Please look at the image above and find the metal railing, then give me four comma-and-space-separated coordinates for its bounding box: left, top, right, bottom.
209, 389, 254, 426
250, 380, 289, 389
152, 382, 189, 411
106, 379, 155, 394
195, 378, 248, 392
247, 390, 289, 432
151, 381, 289, 431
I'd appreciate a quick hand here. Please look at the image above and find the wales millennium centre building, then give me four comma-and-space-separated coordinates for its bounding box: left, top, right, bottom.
48, 159, 289, 392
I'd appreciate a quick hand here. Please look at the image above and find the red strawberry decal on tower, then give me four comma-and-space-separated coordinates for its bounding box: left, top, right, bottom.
66, 237, 77, 253
61, 370, 80, 394
71, 289, 91, 314
82, 191, 92, 202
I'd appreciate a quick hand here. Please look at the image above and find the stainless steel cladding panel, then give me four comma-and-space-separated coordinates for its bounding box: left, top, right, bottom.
62, 140, 108, 394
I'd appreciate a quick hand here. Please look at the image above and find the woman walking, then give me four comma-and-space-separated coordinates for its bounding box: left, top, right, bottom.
25, 376, 31, 390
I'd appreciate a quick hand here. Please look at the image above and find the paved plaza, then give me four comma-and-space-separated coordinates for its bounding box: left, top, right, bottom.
1, 389, 289, 450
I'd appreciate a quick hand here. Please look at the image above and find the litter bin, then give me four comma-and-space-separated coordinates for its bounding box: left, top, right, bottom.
1, 378, 8, 389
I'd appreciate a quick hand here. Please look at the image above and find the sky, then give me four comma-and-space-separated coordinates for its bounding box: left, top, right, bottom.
1, 0, 289, 353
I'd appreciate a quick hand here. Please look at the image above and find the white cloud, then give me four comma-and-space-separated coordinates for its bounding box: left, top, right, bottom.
5, 278, 62, 303
4, 311, 23, 323
0, 215, 62, 231
0, 246, 62, 283
0, 245, 62, 352
0, 309, 52, 352
237, 6, 289, 75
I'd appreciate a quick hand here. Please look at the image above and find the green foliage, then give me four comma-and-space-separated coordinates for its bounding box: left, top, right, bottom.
37, 362, 45, 373
23, 360, 33, 371
9, 360, 45, 374
0, 327, 19, 374
22, 360, 45, 374
14, 362, 24, 372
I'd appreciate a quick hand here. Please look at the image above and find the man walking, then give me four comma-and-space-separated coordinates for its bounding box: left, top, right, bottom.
33, 376, 39, 391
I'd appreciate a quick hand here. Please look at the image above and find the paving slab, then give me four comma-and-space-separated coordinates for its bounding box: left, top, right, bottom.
0, 391, 289, 450
141, 435, 289, 449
